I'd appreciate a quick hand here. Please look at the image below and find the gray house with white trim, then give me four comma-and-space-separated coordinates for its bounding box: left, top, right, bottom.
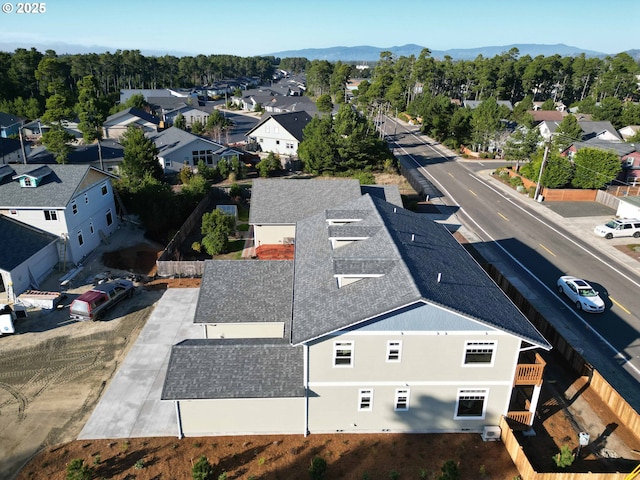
162, 183, 551, 437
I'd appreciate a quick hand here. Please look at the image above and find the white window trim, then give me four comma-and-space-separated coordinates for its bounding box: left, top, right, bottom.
333, 341, 354, 368
462, 341, 496, 367
71, 202, 78, 215
454, 388, 488, 420
106, 209, 114, 227
77, 230, 84, 246
386, 340, 402, 363
394, 388, 410, 411
358, 388, 373, 411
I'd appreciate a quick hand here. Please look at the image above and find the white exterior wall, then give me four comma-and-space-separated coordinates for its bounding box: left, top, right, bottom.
253, 224, 295, 247
1, 241, 57, 301
159, 138, 222, 174
166, 108, 209, 127
305, 331, 521, 433
250, 119, 300, 155
4, 179, 118, 265
178, 398, 304, 436
205, 322, 285, 339
616, 201, 640, 219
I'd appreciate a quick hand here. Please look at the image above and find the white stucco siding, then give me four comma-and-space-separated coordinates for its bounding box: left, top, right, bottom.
308, 333, 521, 385
178, 398, 304, 436
250, 119, 299, 155
307, 383, 510, 434
253, 224, 296, 247
204, 322, 285, 339
616, 200, 640, 219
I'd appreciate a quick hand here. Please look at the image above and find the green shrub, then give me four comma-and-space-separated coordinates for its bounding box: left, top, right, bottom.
65, 459, 93, 480
309, 455, 327, 479
192, 455, 215, 480
509, 176, 524, 187
192, 241, 202, 253
553, 445, 575, 468
438, 460, 460, 480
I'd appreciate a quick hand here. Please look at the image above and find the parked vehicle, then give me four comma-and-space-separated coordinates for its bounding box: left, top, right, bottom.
556, 276, 605, 313
0, 304, 17, 334
69, 279, 135, 321
593, 218, 640, 239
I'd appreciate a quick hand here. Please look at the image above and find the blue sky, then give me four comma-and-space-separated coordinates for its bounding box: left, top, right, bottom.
0, 0, 637, 56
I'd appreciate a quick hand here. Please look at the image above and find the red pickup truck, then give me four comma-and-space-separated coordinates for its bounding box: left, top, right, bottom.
69, 279, 134, 321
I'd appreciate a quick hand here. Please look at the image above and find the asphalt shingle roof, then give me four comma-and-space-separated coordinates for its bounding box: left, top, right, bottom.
147, 127, 224, 158
105, 107, 160, 125
194, 260, 294, 330
249, 178, 362, 225
291, 194, 550, 349
0, 164, 100, 208
161, 339, 304, 400
247, 111, 313, 142
0, 216, 58, 271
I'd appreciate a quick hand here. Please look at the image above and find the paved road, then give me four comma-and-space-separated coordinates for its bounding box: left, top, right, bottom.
385, 117, 640, 410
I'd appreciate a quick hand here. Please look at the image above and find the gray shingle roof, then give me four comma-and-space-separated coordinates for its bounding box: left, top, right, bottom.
249, 178, 362, 225
360, 185, 403, 207
147, 127, 224, 158
161, 339, 304, 400
291, 194, 550, 349
246, 111, 313, 142
573, 140, 637, 156
0, 164, 103, 208
194, 260, 294, 330
105, 107, 160, 125
0, 216, 58, 271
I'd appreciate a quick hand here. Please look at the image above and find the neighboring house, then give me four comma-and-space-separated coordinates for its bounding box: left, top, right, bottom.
616, 196, 640, 218
463, 100, 513, 111
527, 110, 566, 124
618, 125, 640, 141
536, 120, 560, 141
563, 140, 640, 184
0, 137, 29, 164
163, 105, 215, 128
0, 164, 119, 271
577, 120, 621, 142
119, 88, 198, 105
0, 214, 59, 302
162, 188, 551, 437
0, 112, 25, 138
28, 139, 124, 174
245, 111, 313, 158
103, 107, 160, 140
147, 127, 242, 175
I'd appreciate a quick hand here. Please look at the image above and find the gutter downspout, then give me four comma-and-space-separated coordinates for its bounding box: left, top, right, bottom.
175, 401, 184, 439
304, 343, 309, 437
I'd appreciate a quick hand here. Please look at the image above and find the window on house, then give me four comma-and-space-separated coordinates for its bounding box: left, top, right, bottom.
106, 209, 113, 227
276, 140, 280, 145
72, 202, 78, 215
192, 149, 214, 165
334, 341, 354, 367
358, 389, 373, 411
394, 389, 410, 411
24, 177, 32, 187
286, 142, 293, 149
463, 342, 496, 365
265, 126, 270, 133
44, 210, 58, 221
274, 127, 279, 133
386, 341, 402, 362
455, 389, 487, 418
85, 193, 89, 204
89, 223, 94, 234
165, 160, 171, 167
9, 210, 17, 215
77, 231, 84, 246
101, 184, 108, 196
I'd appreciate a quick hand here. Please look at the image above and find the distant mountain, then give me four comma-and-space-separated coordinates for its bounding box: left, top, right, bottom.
0, 41, 192, 57
267, 43, 617, 62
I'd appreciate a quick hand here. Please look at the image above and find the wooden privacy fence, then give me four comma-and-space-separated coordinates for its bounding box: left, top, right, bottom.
156, 187, 228, 277
499, 417, 629, 480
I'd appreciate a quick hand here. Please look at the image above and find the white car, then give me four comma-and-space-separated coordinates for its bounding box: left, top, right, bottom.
556, 276, 605, 313
593, 218, 640, 239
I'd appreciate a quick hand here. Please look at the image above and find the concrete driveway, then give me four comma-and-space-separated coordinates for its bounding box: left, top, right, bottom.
78, 288, 201, 439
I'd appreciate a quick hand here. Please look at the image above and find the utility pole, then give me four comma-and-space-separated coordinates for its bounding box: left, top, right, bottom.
19, 126, 27, 164
534, 143, 550, 201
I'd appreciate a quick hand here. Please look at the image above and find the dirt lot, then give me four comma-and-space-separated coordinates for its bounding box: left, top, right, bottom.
2, 178, 640, 479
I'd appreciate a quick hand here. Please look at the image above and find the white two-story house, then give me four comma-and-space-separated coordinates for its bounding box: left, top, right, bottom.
245, 111, 313, 159
162, 181, 550, 437
0, 164, 119, 276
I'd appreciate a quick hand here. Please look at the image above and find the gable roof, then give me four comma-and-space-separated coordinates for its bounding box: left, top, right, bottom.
0, 111, 24, 128
291, 194, 550, 349
528, 110, 567, 123
249, 178, 362, 225
161, 339, 304, 400
105, 107, 160, 126
147, 126, 225, 158
246, 111, 313, 142
570, 140, 638, 157
0, 216, 58, 271
578, 120, 621, 140
0, 164, 109, 208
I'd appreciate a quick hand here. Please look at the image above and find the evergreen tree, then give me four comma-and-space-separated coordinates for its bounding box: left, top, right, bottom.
174, 112, 186, 130
119, 125, 163, 184
571, 147, 621, 189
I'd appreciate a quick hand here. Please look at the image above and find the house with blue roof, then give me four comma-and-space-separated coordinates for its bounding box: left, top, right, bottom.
162, 179, 551, 437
